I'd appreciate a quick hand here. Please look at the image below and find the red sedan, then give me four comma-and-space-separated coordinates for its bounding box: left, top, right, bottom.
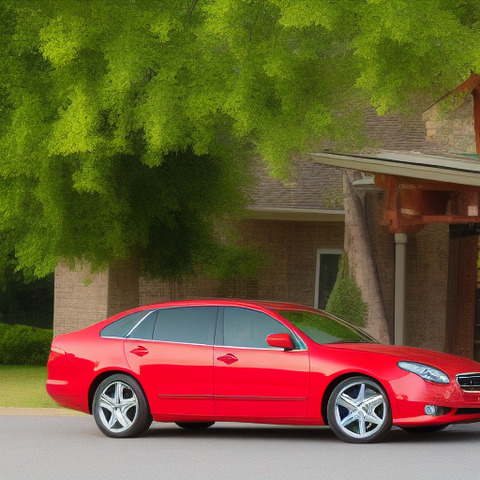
46, 299, 480, 442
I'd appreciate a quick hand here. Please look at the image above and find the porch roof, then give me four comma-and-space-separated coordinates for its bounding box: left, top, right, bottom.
310, 150, 480, 187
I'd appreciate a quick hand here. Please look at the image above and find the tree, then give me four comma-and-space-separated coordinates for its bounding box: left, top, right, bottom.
1, 0, 480, 279
0, 0, 251, 279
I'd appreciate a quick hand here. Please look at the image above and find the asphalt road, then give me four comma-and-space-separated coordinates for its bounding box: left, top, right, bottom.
1, 412, 479, 480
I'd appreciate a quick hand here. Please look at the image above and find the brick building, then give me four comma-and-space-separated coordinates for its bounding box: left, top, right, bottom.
54, 160, 346, 336
54, 97, 480, 359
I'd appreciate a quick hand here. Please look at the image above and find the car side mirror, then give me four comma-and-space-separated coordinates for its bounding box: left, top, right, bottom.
266, 333, 294, 351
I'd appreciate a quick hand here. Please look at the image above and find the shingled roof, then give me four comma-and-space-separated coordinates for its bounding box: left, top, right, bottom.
247, 104, 472, 221
248, 160, 344, 221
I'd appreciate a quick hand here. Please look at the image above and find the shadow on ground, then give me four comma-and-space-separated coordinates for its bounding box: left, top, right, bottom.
138, 422, 480, 444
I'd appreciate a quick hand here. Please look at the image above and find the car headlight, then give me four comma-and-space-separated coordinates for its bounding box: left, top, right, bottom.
397, 361, 450, 384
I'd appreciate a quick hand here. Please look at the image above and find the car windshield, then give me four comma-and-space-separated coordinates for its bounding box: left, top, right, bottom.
277, 310, 375, 345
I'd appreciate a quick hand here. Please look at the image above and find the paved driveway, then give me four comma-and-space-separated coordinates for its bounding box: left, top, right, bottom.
1, 412, 479, 480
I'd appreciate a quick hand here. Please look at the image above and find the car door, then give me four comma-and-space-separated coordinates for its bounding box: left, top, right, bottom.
214, 306, 310, 420
124, 306, 217, 418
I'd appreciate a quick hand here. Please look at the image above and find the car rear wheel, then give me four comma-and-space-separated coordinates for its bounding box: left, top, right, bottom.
93, 374, 152, 438
175, 421, 215, 430
327, 376, 392, 443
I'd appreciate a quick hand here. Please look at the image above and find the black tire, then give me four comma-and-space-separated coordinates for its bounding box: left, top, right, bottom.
401, 424, 449, 434
93, 374, 152, 438
175, 421, 215, 430
327, 376, 392, 443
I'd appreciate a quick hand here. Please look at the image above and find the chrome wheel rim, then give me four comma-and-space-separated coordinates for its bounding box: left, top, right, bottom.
97, 380, 139, 433
334, 380, 387, 440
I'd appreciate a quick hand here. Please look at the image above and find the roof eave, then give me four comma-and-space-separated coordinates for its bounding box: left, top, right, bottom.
310, 152, 480, 187
246, 206, 345, 222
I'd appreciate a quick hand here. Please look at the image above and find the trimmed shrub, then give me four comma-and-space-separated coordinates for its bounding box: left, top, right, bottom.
0, 323, 53, 365
325, 254, 368, 327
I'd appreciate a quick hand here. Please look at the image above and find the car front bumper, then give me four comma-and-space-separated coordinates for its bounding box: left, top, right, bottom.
387, 374, 480, 427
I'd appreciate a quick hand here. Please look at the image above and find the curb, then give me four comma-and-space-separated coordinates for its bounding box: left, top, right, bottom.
0, 407, 87, 417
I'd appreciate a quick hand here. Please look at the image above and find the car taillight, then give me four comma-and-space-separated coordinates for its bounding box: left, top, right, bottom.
48, 346, 66, 362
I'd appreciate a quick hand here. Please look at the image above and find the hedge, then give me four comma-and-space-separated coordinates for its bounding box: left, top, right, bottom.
325, 254, 368, 327
0, 323, 53, 365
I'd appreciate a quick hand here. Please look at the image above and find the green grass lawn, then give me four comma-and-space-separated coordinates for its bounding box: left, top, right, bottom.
0, 365, 61, 408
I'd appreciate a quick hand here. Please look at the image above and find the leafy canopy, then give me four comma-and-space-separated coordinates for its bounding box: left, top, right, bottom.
1, 0, 480, 278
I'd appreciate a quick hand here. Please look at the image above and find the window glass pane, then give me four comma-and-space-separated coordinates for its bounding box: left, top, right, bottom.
100, 311, 152, 338
128, 311, 157, 340
153, 307, 217, 345
223, 307, 291, 348
317, 253, 341, 309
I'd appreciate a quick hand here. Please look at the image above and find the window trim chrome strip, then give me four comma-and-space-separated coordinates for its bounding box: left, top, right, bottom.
125, 310, 155, 338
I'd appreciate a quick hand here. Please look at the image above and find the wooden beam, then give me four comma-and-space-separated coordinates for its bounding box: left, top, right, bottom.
376, 174, 480, 233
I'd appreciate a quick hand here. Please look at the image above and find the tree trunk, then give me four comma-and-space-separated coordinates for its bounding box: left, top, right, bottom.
343, 171, 390, 343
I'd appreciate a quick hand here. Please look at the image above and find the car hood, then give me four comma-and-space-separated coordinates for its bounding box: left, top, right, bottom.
323, 343, 480, 375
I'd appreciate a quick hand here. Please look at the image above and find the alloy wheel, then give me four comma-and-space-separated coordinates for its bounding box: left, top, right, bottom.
97, 380, 139, 433
327, 376, 392, 443
93, 374, 152, 438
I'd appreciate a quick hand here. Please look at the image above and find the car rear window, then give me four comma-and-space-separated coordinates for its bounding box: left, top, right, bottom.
100, 310, 154, 338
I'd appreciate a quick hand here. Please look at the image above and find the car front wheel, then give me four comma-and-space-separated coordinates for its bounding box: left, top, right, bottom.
327, 376, 392, 443
93, 374, 152, 438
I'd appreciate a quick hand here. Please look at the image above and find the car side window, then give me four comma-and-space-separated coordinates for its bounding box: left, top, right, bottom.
127, 310, 157, 340
223, 307, 293, 349
100, 310, 153, 338
153, 307, 217, 345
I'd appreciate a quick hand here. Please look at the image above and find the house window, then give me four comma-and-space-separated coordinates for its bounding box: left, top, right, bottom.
314, 249, 343, 310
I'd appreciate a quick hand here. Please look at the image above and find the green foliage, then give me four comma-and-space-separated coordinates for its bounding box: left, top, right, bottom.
0, 323, 53, 365
200, 244, 267, 280
325, 255, 367, 327
2, 0, 480, 279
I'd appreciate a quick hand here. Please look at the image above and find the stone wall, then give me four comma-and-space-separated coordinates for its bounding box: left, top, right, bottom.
423, 99, 476, 154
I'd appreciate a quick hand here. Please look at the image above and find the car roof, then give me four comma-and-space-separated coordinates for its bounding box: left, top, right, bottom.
141, 298, 312, 311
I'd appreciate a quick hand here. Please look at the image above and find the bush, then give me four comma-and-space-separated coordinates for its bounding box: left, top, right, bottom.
325, 254, 368, 327
0, 323, 53, 365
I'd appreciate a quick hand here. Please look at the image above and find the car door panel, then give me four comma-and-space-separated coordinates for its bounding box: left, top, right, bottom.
123, 306, 218, 419
125, 340, 214, 418
214, 346, 309, 419
214, 306, 310, 420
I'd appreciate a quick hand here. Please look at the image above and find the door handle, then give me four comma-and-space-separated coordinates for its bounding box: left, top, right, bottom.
130, 346, 149, 357
217, 353, 238, 365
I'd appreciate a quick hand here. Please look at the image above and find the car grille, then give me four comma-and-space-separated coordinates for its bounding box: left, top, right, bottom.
456, 373, 480, 392
455, 408, 480, 415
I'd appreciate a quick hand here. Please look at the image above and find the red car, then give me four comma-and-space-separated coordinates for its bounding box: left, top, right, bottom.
47, 299, 480, 443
